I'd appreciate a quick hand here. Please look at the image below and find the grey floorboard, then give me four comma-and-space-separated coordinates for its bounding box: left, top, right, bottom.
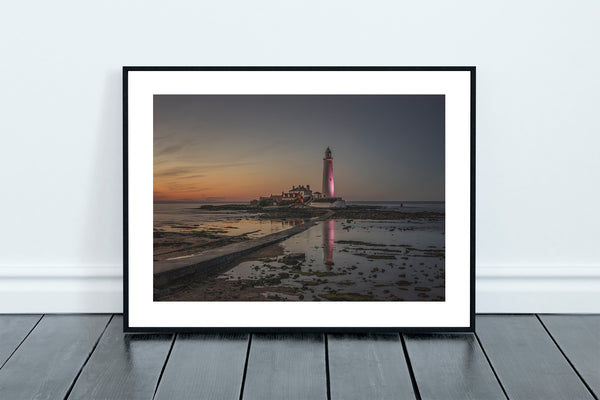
404, 333, 506, 400
243, 333, 327, 400
0, 314, 41, 368
476, 315, 594, 400
0, 314, 110, 400
67, 316, 173, 400
154, 333, 249, 400
539, 314, 600, 398
328, 333, 415, 400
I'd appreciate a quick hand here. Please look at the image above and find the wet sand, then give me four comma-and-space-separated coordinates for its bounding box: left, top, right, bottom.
153, 204, 439, 261
157, 215, 445, 302
154, 217, 304, 261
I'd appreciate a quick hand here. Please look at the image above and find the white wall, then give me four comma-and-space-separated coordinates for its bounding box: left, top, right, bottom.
1, 0, 598, 313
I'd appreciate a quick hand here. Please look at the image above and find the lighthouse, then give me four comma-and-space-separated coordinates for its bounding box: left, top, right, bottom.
322, 147, 335, 198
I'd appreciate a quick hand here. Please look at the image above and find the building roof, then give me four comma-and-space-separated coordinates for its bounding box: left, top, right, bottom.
290, 185, 311, 192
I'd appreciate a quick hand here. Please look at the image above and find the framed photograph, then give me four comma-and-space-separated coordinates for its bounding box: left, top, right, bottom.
124, 67, 475, 332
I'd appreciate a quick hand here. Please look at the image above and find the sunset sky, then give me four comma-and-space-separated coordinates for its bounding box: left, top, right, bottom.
154, 95, 444, 202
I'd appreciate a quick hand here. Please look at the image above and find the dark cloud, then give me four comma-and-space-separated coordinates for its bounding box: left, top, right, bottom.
154, 166, 196, 178
155, 144, 185, 157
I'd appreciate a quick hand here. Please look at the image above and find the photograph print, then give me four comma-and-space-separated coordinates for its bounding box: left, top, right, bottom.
125, 67, 474, 330
153, 94, 445, 302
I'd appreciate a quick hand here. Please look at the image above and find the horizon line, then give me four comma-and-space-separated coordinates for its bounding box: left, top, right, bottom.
154, 199, 445, 203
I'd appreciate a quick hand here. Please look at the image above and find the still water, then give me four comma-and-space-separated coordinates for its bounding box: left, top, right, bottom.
215, 217, 445, 301
157, 201, 445, 301
154, 202, 297, 239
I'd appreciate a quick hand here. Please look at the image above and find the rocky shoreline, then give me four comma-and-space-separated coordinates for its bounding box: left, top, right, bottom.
197, 204, 444, 221
158, 218, 446, 302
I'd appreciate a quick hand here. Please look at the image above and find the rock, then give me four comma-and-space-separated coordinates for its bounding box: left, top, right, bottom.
279, 272, 290, 279
265, 278, 281, 285
282, 253, 306, 265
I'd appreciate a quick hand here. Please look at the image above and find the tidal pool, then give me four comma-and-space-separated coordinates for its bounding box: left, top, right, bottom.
211, 218, 445, 301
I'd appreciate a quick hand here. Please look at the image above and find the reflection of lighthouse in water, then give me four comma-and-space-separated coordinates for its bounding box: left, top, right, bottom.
322, 147, 334, 198
323, 219, 335, 269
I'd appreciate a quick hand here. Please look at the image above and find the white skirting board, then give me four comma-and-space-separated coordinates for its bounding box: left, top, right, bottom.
0, 266, 598, 314
0, 267, 122, 314
476, 266, 600, 313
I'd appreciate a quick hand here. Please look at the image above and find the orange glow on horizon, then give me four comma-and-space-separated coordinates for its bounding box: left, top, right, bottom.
153, 160, 320, 202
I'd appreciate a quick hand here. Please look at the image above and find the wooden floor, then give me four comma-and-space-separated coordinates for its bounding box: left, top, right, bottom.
0, 315, 597, 400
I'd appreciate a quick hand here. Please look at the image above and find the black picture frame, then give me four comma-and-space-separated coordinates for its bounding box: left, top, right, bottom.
123, 66, 475, 333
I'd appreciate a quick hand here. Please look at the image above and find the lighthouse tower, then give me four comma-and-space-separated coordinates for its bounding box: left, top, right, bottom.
322, 147, 335, 198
